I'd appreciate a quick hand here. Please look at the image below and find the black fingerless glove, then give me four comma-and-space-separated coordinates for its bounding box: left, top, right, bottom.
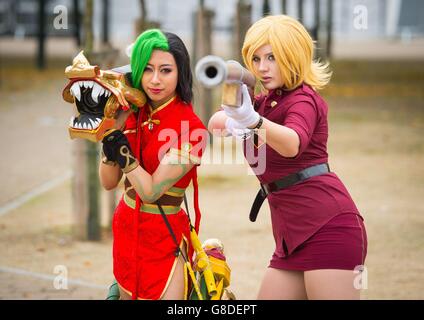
102, 130, 139, 173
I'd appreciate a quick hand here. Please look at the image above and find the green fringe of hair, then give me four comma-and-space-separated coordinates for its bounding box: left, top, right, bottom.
130, 29, 169, 90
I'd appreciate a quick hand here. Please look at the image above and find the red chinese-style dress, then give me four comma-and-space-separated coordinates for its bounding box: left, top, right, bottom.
112, 95, 207, 299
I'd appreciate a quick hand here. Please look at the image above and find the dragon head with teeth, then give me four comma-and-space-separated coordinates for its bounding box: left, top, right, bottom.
62, 51, 146, 142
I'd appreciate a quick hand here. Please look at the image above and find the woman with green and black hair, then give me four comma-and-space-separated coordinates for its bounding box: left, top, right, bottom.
99, 29, 208, 300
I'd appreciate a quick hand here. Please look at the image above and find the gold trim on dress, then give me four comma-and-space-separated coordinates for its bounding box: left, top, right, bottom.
123, 193, 181, 214
159, 237, 189, 300
141, 203, 181, 214
141, 118, 160, 130
164, 186, 186, 197
149, 95, 177, 115
141, 95, 176, 131
164, 190, 185, 197
116, 238, 189, 300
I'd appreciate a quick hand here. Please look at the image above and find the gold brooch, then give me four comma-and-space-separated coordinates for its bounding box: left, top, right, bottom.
141, 118, 160, 131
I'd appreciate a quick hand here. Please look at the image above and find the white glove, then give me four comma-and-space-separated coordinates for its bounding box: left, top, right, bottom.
222, 84, 260, 128
225, 118, 252, 140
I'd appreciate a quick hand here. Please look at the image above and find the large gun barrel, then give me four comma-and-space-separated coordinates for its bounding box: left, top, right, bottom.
195, 55, 255, 88
195, 55, 255, 107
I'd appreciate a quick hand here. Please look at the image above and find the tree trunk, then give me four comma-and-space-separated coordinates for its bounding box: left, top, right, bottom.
234, 0, 252, 63
192, 6, 214, 125
72, 0, 101, 241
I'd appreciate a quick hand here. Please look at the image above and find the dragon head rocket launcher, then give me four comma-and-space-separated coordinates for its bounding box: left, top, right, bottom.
62, 51, 146, 142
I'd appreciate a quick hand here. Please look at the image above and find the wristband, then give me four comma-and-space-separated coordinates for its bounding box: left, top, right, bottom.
116, 145, 139, 173
250, 116, 263, 130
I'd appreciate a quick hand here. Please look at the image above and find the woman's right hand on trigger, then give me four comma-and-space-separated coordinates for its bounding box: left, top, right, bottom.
225, 118, 252, 139
221, 84, 259, 128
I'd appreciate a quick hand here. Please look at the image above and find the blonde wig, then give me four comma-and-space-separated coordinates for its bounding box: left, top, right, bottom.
242, 15, 332, 91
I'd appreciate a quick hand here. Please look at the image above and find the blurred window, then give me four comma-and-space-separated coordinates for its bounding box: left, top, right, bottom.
0, 0, 77, 38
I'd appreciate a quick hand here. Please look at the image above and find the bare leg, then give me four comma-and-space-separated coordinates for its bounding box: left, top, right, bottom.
118, 243, 187, 300
118, 285, 132, 300
304, 269, 361, 300
161, 242, 187, 300
257, 267, 307, 300
117, 260, 185, 300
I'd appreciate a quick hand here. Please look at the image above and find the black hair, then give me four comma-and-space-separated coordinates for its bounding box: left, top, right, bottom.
164, 32, 193, 104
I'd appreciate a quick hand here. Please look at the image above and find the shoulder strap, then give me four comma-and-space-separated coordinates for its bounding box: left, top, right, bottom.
192, 166, 201, 234
181, 166, 201, 234
157, 202, 185, 258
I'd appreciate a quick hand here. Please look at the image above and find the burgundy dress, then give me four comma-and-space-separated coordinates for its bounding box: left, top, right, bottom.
244, 84, 367, 271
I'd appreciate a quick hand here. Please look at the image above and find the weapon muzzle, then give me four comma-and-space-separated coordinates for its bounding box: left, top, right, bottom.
195, 55, 255, 89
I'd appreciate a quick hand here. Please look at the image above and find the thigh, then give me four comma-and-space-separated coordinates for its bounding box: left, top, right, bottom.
304, 269, 361, 300
118, 285, 132, 300
117, 251, 186, 300
257, 267, 307, 300
161, 243, 187, 300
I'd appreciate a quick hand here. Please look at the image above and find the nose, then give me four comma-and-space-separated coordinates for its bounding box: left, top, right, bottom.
151, 70, 160, 84
258, 59, 269, 73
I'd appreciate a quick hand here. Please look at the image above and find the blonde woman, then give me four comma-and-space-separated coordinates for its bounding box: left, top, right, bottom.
208, 15, 367, 300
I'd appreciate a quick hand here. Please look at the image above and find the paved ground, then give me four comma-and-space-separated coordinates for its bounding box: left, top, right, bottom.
0, 270, 107, 300
0, 38, 423, 300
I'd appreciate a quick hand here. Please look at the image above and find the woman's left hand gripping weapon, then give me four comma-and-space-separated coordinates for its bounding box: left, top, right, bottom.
102, 130, 139, 174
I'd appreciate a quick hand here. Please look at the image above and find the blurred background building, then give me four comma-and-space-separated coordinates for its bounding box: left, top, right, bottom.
1, 0, 424, 62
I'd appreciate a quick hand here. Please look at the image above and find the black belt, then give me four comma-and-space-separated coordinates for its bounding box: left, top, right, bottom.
249, 163, 330, 222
